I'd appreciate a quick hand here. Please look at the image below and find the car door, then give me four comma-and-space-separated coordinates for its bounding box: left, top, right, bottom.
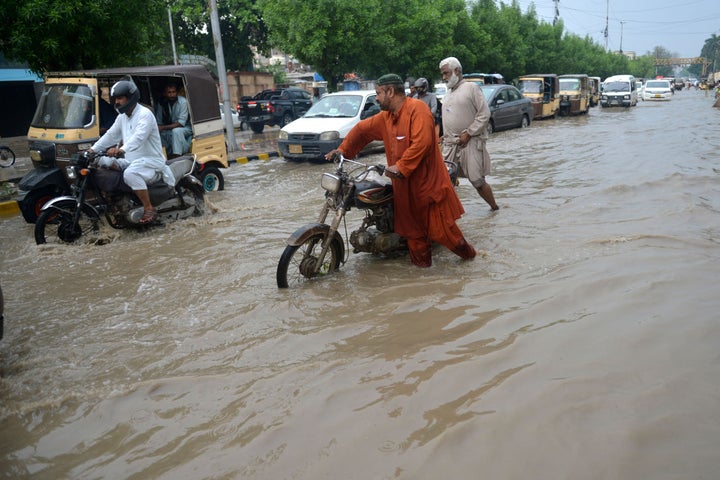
291, 90, 313, 117
492, 88, 513, 130
505, 87, 525, 126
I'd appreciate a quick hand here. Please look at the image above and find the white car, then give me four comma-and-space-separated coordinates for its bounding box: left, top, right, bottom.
278, 90, 382, 161
219, 103, 242, 129
642, 80, 673, 101
434, 83, 447, 101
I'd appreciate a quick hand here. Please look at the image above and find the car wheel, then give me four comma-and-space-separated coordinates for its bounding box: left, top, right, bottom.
486, 121, 494, 135
281, 113, 293, 127
520, 115, 529, 128
250, 122, 264, 134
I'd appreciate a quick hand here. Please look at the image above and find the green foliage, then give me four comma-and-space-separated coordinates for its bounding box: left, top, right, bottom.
170, 0, 268, 71
0, 0, 167, 72
258, 0, 478, 90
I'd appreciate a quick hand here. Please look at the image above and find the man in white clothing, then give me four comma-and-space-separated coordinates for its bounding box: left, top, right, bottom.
439, 57, 499, 211
89, 80, 175, 223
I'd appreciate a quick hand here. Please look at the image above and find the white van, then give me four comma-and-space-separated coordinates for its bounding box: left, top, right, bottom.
600, 74, 638, 107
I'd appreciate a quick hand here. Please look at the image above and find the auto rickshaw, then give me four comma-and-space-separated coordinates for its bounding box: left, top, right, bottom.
589, 76, 601, 106
18, 65, 229, 223
557, 74, 591, 116
518, 74, 559, 119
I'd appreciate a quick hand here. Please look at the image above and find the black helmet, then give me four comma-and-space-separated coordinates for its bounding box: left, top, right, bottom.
110, 80, 140, 114
414, 77, 429, 92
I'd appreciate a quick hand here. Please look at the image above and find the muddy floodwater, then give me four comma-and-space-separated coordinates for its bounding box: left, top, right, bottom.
1, 90, 719, 479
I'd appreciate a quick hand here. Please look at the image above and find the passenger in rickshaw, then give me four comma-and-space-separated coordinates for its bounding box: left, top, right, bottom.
155, 82, 193, 158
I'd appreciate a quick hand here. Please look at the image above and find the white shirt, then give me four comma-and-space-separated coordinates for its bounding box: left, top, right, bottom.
92, 104, 174, 185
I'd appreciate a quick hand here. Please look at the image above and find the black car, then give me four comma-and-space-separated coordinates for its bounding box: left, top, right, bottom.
479, 84, 534, 134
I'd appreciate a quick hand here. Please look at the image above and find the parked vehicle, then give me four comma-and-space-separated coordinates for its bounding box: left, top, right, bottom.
17, 65, 228, 223
434, 83, 447, 101
238, 87, 313, 133
219, 103, 245, 130
558, 74, 591, 115
641, 79, 673, 101
0, 144, 15, 167
479, 84, 533, 133
276, 154, 457, 288
518, 74, 559, 119
590, 76, 602, 106
34, 146, 205, 245
463, 73, 505, 85
277, 90, 382, 162
635, 80, 644, 100
600, 74, 638, 108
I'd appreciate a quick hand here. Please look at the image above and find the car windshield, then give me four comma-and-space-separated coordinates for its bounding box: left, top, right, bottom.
645, 81, 669, 88
519, 79, 542, 94
604, 81, 630, 92
31, 84, 95, 129
305, 95, 362, 118
479, 85, 500, 98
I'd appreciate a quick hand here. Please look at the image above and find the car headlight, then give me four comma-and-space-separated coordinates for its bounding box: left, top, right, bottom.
319, 131, 340, 141
624, 95, 630, 100
278, 131, 289, 140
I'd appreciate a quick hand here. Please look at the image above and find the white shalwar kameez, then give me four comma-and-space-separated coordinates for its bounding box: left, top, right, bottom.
92, 104, 175, 190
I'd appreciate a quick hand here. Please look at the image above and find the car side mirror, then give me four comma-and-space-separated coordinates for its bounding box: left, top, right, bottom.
495, 99, 505, 106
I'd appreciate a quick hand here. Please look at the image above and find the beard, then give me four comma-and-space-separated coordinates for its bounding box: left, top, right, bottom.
446, 72, 460, 89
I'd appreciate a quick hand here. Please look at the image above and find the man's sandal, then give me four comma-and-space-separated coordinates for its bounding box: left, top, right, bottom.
140, 209, 158, 224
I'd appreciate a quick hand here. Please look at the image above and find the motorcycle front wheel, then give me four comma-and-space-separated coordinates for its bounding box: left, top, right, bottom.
34, 200, 101, 245
277, 233, 343, 288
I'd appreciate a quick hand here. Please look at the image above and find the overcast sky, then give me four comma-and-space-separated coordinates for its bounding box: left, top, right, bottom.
508, 0, 720, 58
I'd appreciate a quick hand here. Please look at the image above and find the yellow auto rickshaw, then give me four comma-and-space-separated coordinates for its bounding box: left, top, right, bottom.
518, 74, 559, 119
558, 74, 591, 116
18, 65, 228, 223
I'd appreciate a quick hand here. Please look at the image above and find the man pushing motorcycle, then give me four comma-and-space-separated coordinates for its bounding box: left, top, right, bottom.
88, 80, 175, 224
325, 73, 476, 268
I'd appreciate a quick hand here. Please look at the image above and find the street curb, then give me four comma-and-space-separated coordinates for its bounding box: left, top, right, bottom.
0, 151, 284, 218
230, 150, 281, 164
0, 199, 19, 217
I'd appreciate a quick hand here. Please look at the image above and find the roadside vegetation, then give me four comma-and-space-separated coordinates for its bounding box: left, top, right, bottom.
1, 0, 717, 88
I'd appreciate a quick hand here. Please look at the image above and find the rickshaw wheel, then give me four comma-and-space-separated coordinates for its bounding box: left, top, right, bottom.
199, 166, 224, 192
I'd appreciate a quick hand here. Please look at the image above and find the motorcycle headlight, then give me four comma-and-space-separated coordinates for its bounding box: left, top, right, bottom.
321, 173, 341, 193
29, 141, 56, 167
66, 166, 77, 180
320, 131, 339, 141
278, 130, 289, 140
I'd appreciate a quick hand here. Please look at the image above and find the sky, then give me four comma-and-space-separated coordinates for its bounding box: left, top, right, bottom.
508, 0, 720, 58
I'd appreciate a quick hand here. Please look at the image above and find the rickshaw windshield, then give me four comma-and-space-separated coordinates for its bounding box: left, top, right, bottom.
519, 80, 542, 94
31, 84, 95, 129
559, 79, 580, 91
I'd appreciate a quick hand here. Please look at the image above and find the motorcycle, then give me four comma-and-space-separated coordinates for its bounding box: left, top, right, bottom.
276, 154, 457, 288
34, 146, 205, 245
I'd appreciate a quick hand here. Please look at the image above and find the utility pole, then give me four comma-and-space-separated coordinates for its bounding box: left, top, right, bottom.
167, 7, 178, 66
603, 0, 609, 50
209, 0, 238, 152
620, 21, 625, 54
553, 0, 559, 26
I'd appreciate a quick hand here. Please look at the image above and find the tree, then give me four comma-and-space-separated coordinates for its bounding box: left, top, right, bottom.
258, 0, 478, 90
0, 0, 168, 72
170, 0, 269, 71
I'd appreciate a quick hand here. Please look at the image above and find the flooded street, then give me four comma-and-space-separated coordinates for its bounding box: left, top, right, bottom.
1, 90, 719, 479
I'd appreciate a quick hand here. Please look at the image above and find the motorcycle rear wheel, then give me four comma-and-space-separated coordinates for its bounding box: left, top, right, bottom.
34, 200, 101, 245
277, 233, 343, 288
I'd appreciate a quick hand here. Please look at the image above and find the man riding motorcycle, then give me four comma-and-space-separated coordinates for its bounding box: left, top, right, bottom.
88, 80, 175, 224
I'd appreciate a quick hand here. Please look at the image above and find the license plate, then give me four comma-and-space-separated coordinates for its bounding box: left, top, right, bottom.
654, 94, 662, 98
289, 144, 302, 154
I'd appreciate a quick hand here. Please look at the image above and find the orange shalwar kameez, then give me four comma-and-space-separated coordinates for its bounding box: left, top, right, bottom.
338, 97, 475, 266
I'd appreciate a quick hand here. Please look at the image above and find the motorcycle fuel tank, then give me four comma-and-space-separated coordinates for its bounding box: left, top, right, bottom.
354, 180, 393, 208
